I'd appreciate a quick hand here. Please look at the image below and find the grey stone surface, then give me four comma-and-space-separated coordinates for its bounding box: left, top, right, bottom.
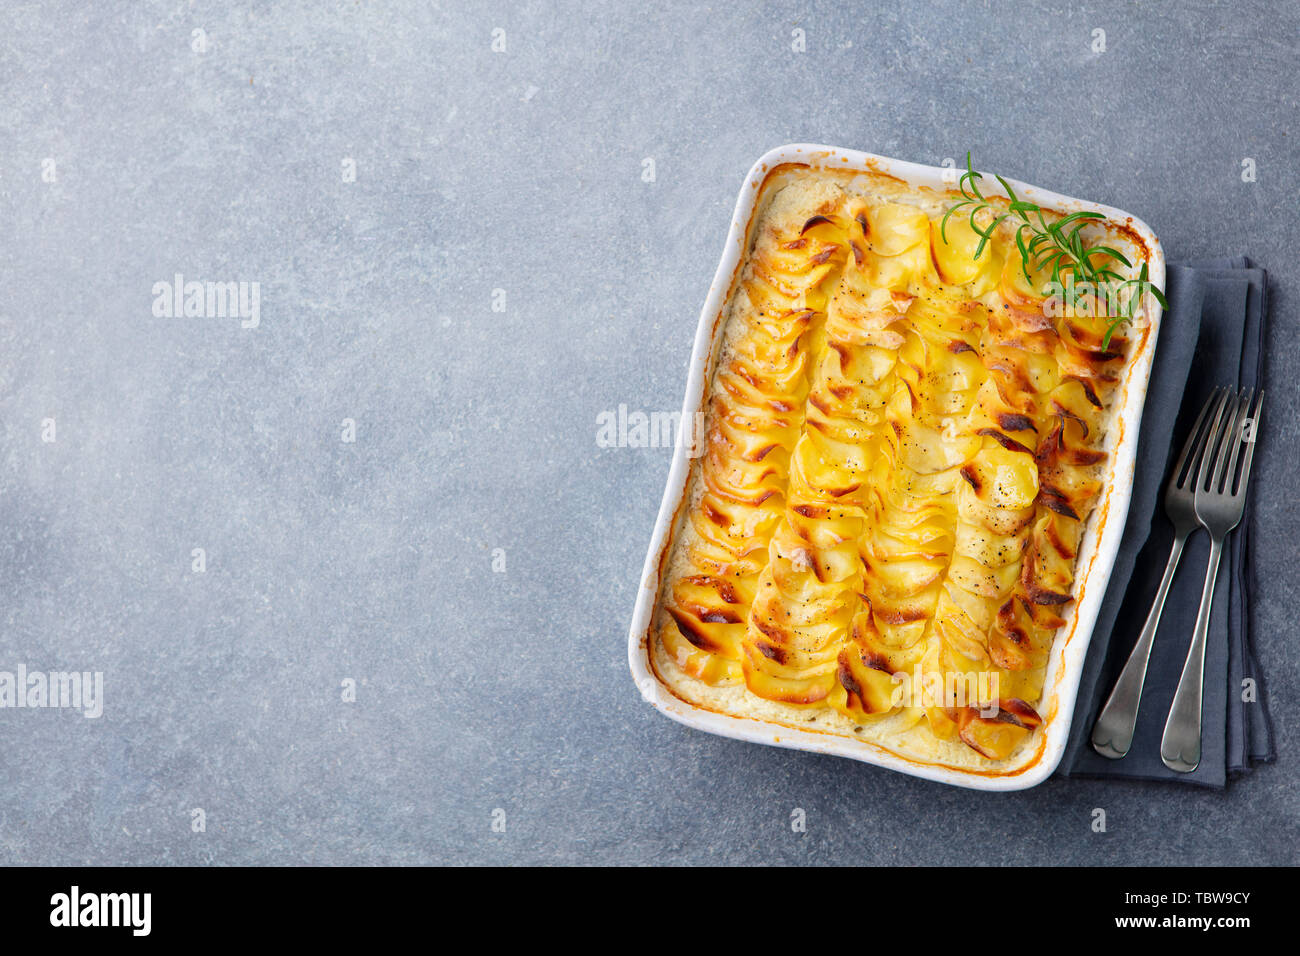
0, 0, 1295, 865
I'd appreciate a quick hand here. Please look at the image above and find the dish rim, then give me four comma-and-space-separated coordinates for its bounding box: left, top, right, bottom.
626, 143, 1166, 791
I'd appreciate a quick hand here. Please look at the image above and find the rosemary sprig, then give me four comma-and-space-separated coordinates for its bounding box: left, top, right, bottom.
940, 152, 1167, 348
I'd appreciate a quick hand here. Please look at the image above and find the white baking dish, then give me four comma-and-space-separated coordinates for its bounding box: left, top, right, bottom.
627, 144, 1165, 790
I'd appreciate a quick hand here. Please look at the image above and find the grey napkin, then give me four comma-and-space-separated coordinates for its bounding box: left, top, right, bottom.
1060, 257, 1273, 788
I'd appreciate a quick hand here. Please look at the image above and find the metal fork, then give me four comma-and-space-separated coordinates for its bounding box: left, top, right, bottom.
1091, 387, 1227, 760
1160, 387, 1264, 773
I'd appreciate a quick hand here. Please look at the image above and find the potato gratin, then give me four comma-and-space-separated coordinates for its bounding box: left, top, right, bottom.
651, 166, 1148, 770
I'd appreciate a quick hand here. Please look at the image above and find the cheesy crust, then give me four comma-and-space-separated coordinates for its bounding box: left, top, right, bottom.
653, 167, 1146, 771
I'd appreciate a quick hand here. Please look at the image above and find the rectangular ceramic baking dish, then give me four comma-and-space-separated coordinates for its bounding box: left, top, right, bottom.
627, 144, 1165, 790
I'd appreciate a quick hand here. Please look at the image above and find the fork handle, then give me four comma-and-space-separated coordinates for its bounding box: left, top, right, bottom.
1160, 535, 1225, 773
1091, 534, 1187, 759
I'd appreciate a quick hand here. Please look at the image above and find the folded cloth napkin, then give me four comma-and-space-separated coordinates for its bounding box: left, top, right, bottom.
1060, 257, 1273, 788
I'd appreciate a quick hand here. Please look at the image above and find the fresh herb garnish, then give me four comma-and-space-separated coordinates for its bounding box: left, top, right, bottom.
940, 152, 1167, 348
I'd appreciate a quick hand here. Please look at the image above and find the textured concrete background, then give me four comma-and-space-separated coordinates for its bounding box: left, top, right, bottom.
0, 1, 1295, 865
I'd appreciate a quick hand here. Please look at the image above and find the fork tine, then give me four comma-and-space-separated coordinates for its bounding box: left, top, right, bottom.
1172, 387, 1225, 486
1219, 388, 1254, 495
1209, 391, 1245, 494
1195, 390, 1232, 493
1233, 390, 1264, 496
